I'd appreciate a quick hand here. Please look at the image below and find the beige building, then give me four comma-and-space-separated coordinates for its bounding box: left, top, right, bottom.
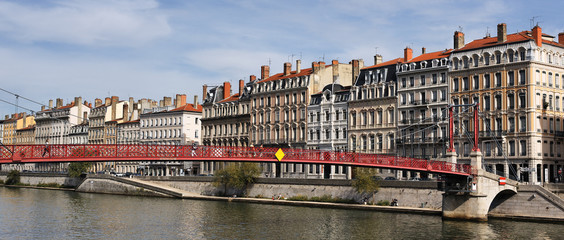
200, 79, 252, 175
250, 59, 359, 178
349, 56, 400, 155
449, 23, 564, 183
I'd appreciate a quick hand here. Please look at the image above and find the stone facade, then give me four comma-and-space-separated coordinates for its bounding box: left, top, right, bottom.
397, 48, 451, 160
449, 24, 564, 184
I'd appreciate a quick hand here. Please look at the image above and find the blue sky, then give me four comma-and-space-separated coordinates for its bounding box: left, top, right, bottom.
0, 0, 562, 116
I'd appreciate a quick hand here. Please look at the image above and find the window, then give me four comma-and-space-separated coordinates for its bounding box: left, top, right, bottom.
463, 77, 469, 90
473, 75, 479, 89
495, 73, 502, 87
509, 140, 515, 156
484, 95, 491, 111
409, 77, 414, 87
420, 75, 426, 86
520, 140, 526, 156
351, 113, 356, 126
369, 135, 375, 150
432, 74, 437, 84
519, 93, 526, 108
453, 78, 459, 92
485, 142, 491, 156
520, 116, 526, 132
508, 94, 514, 109
519, 70, 526, 85
508, 71, 514, 86
401, 78, 406, 88
508, 117, 515, 132
484, 74, 490, 89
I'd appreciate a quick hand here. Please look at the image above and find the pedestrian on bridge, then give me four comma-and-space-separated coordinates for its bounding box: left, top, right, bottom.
42, 139, 50, 157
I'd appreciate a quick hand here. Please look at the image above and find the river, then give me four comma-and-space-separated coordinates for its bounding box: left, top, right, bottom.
0, 187, 562, 239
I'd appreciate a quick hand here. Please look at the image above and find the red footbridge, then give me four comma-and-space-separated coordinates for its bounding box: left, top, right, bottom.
0, 144, 472, 176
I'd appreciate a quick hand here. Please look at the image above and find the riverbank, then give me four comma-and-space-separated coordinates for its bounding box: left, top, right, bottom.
2, 173, 563, 222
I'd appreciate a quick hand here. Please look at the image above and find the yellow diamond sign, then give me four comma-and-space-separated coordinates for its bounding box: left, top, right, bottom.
275, 148, 285, 162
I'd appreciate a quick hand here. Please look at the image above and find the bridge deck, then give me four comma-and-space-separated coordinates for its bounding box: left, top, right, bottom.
0, 144, 472, 176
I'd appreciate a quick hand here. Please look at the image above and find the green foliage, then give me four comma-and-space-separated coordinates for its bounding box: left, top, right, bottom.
352, 168, 380, 204
377, 200, 390, 206
288, 195, 309, 201
0, 180, 4, 184
6, 170, 20, 185
68, 162, 92, 178
213, 162, 260, 196
286, 194, 355, 204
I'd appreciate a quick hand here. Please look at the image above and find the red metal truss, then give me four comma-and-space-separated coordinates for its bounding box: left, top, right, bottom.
0, 144, 472, 176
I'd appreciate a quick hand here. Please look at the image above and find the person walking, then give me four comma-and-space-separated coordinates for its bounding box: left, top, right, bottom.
42, 139, 50, 157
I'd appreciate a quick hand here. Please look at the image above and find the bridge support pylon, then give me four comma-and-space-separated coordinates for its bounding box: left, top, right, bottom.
442, 151, 517, 221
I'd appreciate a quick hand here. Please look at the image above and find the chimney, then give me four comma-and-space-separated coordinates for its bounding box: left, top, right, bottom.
223, 81, 231, 100
56, 98, 63, 108
497, 23, 507, 43
250, 75, 256, 82
374, 54, 383, 65
422, 47, 426, 54
122, 104, 129, 122
454, 31, 465, 49
351, 59, 360, 81
105, 97, 111, 106
296, 60, 301, 73
175, 94, 186, 108
239, 79, 244, 95
74, 97, 82, 107
312, 62, 320, 73
111, 99, 117, 120
48, 99, 53, 109
283, 62, 291, 76
193, 95, 199, 108
41, 106, 46, 111
332, 60, 339, 81
180, 94, 187, 107
404, 47, 413, 62
559, 32, 564, 44
532, 25, 542, 47
202, 84, 208, 101
261, 65, 270, 80
82, 111, 88, 124
22, 112, 26, 126
95, 98, 102, 107
111, 96, 119, 104
163, 97, 172, 106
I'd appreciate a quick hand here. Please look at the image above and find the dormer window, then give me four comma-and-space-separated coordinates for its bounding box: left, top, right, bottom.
421, 61, 427, 68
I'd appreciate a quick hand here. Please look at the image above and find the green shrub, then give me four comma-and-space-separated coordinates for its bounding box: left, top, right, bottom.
377, 200, 390, 206
288, 195, 309, 201
6, 170, 20, 185
37, 183, 61, 188
0, 179, 4, 184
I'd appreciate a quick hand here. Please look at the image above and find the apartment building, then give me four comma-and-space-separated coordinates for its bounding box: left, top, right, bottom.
396, 48, 452, 160
34, 97, 90, 172
349, 55, 400, 155
449, 23, 564, 183
250, 59, 359, 178
306, 83, 352, 179
200, 79, 252, 175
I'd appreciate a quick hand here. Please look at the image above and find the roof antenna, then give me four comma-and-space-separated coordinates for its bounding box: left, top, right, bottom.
458, 26, 463, 32
268, 58, 271, 67
530, 16, 540, 28
374, 47, 379, 55
486, 27, 491, 37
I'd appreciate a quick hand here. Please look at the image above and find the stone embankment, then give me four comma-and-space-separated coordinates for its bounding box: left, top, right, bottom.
1, 173, 563, 221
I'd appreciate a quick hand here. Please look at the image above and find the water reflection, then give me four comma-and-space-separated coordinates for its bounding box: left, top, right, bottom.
0, 187, 561, 239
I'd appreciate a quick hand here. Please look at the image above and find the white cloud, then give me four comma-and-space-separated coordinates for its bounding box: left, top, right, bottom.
0, 0, 171, 46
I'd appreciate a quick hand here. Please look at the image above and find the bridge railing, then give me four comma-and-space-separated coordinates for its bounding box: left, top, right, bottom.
0, 144, 472, 175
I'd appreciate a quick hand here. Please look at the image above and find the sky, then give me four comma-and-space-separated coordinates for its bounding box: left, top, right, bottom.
0, 0, 562, 117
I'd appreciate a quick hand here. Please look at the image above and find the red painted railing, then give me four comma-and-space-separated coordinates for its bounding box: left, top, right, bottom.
0, 144, 472, 175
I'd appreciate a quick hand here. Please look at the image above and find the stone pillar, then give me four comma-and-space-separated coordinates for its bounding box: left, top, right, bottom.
470, 151, 483, 173
346, 166, 352, 179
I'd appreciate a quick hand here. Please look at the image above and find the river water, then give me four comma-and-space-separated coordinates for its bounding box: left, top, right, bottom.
0, 187, 562, 239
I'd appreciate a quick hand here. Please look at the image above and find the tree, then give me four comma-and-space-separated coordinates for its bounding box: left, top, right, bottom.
68, 162, 92, 178
213, 162, 260, 196
351, 168, 380, 204
6, 170, 20, 185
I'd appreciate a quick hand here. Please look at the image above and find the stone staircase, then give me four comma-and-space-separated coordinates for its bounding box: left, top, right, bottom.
85, 174, 200, 198
518, 184, 564, 211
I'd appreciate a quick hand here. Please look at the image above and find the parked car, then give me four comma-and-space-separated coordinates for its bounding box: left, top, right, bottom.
384, 176, 397, 181
409, 177, 422, 181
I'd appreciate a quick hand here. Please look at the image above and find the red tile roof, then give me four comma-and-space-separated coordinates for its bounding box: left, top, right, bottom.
407, 49, 452, 63
171, 103, 203, 113
362, 57, 404, 70
118, 119, 140, 125
217, 93, 240, 103
455, 31, 564, 52
257, 68, 315, 83
18, 125, 35, 131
